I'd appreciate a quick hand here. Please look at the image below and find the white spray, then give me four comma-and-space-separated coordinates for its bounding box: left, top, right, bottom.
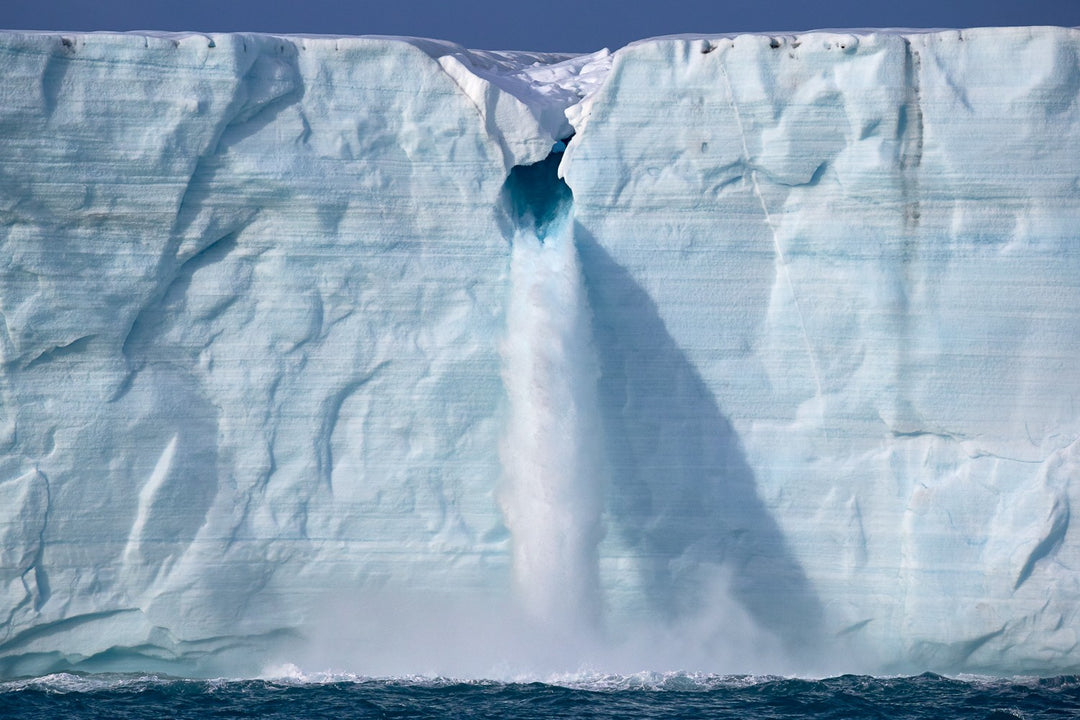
499, 162, 606, 637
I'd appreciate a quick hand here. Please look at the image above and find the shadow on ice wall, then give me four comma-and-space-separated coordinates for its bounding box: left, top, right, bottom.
576, 224, 825, 660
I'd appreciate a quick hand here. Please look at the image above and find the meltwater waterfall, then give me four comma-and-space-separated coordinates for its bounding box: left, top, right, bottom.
498, 150, 607, 634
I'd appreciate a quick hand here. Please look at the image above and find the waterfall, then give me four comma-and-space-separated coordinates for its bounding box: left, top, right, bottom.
498, 149, 606, 633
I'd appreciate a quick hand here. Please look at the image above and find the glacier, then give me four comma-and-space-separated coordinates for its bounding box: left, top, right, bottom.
0, 25, 1078, 678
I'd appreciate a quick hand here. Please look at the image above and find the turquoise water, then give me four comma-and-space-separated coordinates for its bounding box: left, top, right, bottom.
2, 672, 1077, 718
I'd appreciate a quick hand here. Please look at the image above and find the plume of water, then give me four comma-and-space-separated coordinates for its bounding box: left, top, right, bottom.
499, 157, 606, 636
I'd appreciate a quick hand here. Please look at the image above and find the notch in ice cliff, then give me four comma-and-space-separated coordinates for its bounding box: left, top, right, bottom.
407, 39, 611, 168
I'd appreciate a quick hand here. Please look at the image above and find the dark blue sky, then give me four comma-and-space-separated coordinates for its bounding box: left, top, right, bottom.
4, 0, 1079, 52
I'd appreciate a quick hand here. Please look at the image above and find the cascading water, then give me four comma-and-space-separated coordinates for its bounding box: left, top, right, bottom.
498, 146, 607, 635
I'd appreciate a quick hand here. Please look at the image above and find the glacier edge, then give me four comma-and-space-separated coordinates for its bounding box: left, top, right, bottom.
0, 26, 1078, 677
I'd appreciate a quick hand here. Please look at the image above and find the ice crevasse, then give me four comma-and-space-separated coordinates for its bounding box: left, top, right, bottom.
0, 26, 1078, 677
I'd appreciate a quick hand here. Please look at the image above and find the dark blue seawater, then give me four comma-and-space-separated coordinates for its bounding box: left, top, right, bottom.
2, 672, 1078, 719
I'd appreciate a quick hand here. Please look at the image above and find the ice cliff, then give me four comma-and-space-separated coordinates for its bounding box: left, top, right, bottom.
0, 26, 1078, 678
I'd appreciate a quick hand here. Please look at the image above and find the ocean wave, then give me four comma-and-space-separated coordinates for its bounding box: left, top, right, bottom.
0, 672, 181, 694
2, 671, 1078, 720
5, 669, 1080, 694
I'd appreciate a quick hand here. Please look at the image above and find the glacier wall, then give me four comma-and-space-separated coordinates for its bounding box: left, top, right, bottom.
566, 26, 1080, 675
0, 26, 1078, 677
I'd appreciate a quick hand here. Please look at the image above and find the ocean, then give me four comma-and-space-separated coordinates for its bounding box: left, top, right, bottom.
1, 672, 1077, 719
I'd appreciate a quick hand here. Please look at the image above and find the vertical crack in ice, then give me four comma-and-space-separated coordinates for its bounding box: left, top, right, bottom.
899, 39, 924, 232
498, 144, 606, 636
890, 39, 923, 429
1014, 497, 1069, 591
718, 58, 825, 408
1014, 440, 1076, 591
29, 470, 51, 612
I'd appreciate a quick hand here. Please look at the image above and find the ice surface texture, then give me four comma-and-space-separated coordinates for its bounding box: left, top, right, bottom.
0, 26, 1077, 677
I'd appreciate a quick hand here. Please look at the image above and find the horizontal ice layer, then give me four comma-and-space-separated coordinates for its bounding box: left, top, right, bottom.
0, 26, 1077, 678
566, 26, 1080, 673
